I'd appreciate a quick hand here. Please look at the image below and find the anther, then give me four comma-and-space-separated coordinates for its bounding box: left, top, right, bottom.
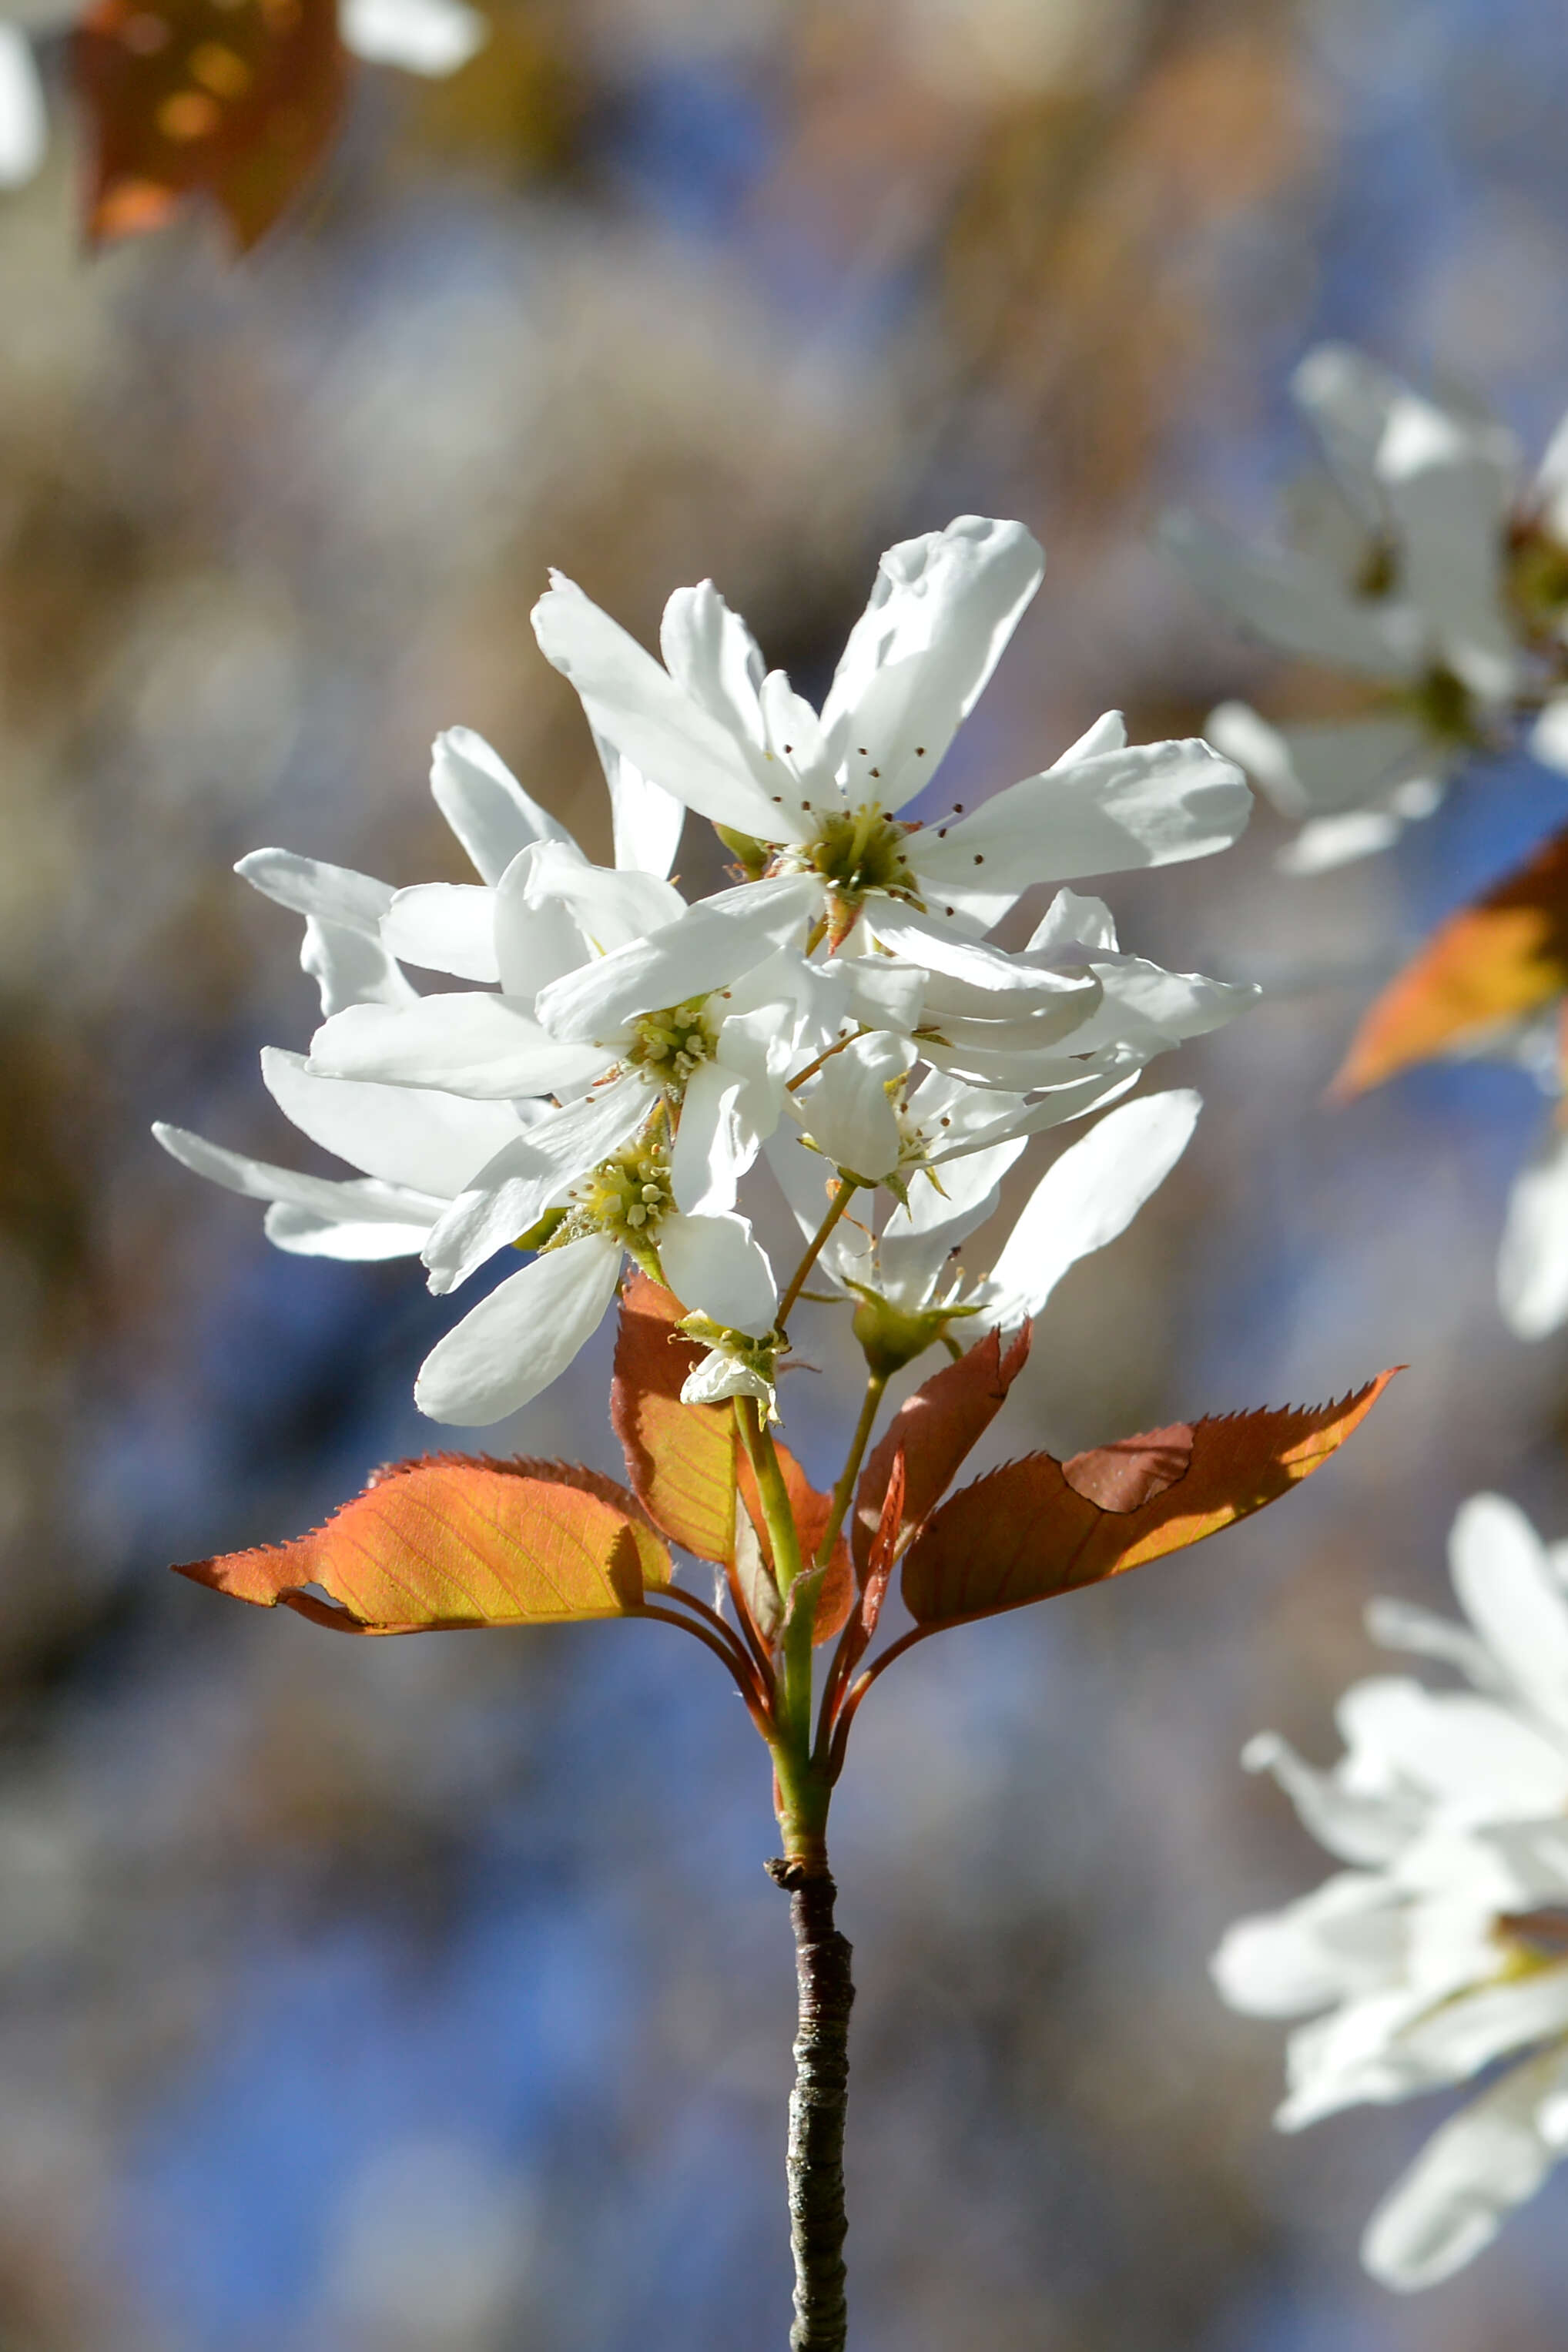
973, 854, 984, 866
627, 1205, 648, 1228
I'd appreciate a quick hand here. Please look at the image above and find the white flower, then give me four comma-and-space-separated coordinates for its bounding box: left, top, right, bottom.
769, 1077, 1201, 1344
532, 516, 1251, 952
0, 0, 486, 192
1168, 344, 1568, 870
1214, 1493, 1568, 2289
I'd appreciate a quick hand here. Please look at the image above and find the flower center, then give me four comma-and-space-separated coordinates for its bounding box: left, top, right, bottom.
544, 1127, 674, 1278
1401, 663, 1479, 745
624, 997, 717, 1101
778, 802, 923, 946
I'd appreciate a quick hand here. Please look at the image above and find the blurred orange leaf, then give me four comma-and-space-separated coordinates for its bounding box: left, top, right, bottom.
174, 1454, 671, 1633
1334, 826, 1568, 1097
901, 1372, 1399, 1630
73, 0, 347, 252
611, 1275, 737, 1566
852, 1324, 1030, 1576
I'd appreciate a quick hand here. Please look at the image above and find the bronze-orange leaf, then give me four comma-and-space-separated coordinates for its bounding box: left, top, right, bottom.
901, 1371, 1399, 1629
1333, 824, 1568, 1097
852, 1323, 1031, 1576
611, 1275, 737, 1566
174, 1454, 672, 1634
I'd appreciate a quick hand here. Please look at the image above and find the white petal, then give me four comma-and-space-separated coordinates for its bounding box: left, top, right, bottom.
600, 737, 684, 879
534, 874, 820, 1044
977, 1090, 1199, 1325
0, 28, 46, 186
875, 1135, 1027, 1305
658, 1210, 777, 1337
310, 995, 612, 1101
679, 1349, 773, 1406
421, 1073, 655, 1294
340, 0, 486, 72
1065, 957, 1257, 1059
819, 518, 1044, 811
910, 737, 1251, 889
866, 910, 1101, 1009
1365, 1596, 1506, 1694
1378, 394, 1518, 697
414, 1235, 622, 1425
658, 579, 767, 750
430, 727, 572, 886
669, 1059, 751, 1216
1026, 887, 1118, 955
1242, 1729, 1424, 1866
1205, 701, 1437, 823
1338, 1675, 1568, 1820
1499, 1117, 1568, 1340
765, 1129, 874, 1292
1279, 807, 1422, 873
534, 574, 796, 841
301, 918, 417, 1017
1161, 510, 1420, 678
380, 883, 499, 982
925, 1067, 1143, 1164
492, 844, 592, 1005
1211, 1871, 1406, 2018
236, 847, 393, 933
1391, 1968, 1568, 2095
1447, 1493, 1568, 1732
794, 1032, 913, 1181
833, 953, 926, 1034
1362, 2046, 1568, 2291
1292, 343, 1406, 521
1529, 696, 1568, 776
523, 839, 686, 955
260, 1047, 521, 1197
152, 1122, 441, 1231
263, 1204, 430, 1259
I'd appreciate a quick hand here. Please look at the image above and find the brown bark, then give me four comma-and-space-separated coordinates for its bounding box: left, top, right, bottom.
767, 1858, 854, 2351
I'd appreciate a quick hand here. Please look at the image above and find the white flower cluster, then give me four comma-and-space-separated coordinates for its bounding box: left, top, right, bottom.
1215, 1495, 1568, 2292
156, 517, 1255, 1425
0, 0, 487, 191
1167, 343, 1568, 873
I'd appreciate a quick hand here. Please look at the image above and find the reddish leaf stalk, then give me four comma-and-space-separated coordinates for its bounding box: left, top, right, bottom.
768, 1855, 855, 2352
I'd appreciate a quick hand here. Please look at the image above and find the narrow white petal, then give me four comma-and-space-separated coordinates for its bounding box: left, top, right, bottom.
152, 1122, 441, 1229
414, 1235, 622, 1426
1499, 1118, 1568, 1341
492, 844, 592, 1006
380, 883, 499, 982
925, 1068, 1142, 1164
1292, 343, 1405, 521
819, 518, 1044, 812
340, 0, 486, 72
1241, 1730, 1423, 1866
794, 1033, 913, 1181
430, 726, 572, 886
1206, 702, 1437, 823
534, 874, 820, 1044
1447, 1493, 1568, 1733
1362, 2047, 1568, 2291
764, 1130, 873, 1291
876, 1136, 1027, 1306
910, 737, 1251, 888
421, 1073, 655, 1294
301, 918, 417, 1017
669, 1060, 751, 1215
867, 910, 1101, 1007
1025, 888, 1117, 955
1211, 1871, 1406, 2019
534, 574, 797, 841
1279, 806, 1423, 873
1064, 958, 1257, 1058
1161, 510, 1419, 677
600, 737, 684, 878
1337, 1676, 1568, 1819
0, 28, 47, 186
1378, 394, 1518, 696
260, 1047, 521, 1196
1529, 696, 1568, 776
310, 995, 612, 1100
263, 1204, 430, 1259
977, 1090, 1199, 1325
658, 1211, 778, 1337
523, 839, 686, 955
236, 847, 393, 933
658, 579, 767, 749
1365, 1596, 1506, 1694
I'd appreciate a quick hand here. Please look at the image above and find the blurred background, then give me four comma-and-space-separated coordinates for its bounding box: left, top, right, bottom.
5, 0, 1568, 2343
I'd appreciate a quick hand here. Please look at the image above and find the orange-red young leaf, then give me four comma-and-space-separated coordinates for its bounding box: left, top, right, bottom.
74, 0, 347, 251
852, 1324, 1031, 1576
175, 1455, 672, 1635
833, 1451, 904, 1700
611, 1276, 737, 1566
1334, 826, 1568, 1097
901, 1371, 1399, 1629
738, 1441, 853, 1647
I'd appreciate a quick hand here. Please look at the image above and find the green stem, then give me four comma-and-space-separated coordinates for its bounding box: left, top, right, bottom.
814, 1371, 886, 1572
777, 1181, 859, 1335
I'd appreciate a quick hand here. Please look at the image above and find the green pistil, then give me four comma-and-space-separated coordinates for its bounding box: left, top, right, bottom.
1508, 522, 1568, 632
1401, 663, 1478, 745
624, 996, 718, 1102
